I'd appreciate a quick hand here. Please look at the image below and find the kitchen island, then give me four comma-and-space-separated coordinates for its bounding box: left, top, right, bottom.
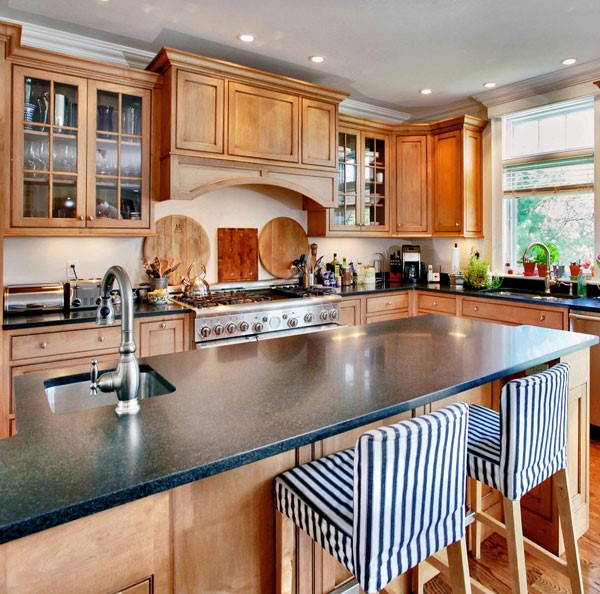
0, 315, 596, 594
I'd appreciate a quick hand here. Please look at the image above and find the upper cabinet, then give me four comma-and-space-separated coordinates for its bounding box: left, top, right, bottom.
5, 27, 160, 236
431, 116, 486, 237
306, 116, 391, 236
148, 48, 346, 207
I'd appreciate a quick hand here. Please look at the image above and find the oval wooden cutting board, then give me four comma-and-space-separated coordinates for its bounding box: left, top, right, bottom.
258, 217, 308, 278
143, 215, 210, 283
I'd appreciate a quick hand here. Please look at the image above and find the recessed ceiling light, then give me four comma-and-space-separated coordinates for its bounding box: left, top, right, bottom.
561, 57, 577, 65
237, 34, 255, 43
483, 82, 497, 89
309, 56, 325, 64
420, 89, 432, 95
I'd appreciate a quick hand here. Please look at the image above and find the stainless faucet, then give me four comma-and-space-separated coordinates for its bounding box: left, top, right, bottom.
90, 265, 140, 415
522, 241, 555, 294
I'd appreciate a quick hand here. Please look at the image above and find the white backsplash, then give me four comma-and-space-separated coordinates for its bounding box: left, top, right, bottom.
3, 185, 485, 286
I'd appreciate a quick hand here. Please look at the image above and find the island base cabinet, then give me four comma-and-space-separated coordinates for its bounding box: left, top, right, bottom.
172, 450, 296, 594
0, 492, 171, 594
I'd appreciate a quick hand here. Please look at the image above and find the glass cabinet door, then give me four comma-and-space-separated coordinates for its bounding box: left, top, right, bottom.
88, 82, 150, 228
333, 130, 359, 230
363, 134, 388, 231
13, 67, 86, 227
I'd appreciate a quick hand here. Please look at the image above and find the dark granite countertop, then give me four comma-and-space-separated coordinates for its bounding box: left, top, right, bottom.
2, 301, 192, 331
0, 315, 596, 544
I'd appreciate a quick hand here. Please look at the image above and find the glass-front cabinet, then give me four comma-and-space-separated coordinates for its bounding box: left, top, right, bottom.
331, 127, 390, 233
11, 67, 151, 232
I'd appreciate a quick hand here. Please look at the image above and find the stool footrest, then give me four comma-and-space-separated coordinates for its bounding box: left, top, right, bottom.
475, 510, 568, 574
425, 550, 495, 594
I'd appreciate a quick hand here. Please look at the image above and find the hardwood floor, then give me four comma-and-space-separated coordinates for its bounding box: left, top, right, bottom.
424, 437, 600, 593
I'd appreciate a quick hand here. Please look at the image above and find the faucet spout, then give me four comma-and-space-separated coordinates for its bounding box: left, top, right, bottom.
522, 241, 554, 294
93, 266, 140, 415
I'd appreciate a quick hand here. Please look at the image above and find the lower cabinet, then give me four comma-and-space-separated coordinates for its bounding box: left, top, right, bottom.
1, 313, 192, 438
340, 291, 411, 326
415, 291, 457, 316
339, 297, 361, 326
0, 493, 171, 594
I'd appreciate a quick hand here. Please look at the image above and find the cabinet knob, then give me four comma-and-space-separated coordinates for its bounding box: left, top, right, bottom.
88, 215, 94, 221
40, 341, 48, 349
432, 301, 437, 306
539, 315, 545, 321
473, 306, 479, 312
386, 301, 392, 306
161, 323, 167, 329
455, 222, 460, 227
99, 335, 105, 342
78, 215, 84, 221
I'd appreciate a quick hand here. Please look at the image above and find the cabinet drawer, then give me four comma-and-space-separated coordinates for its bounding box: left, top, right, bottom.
10, 326, 122, 362
461, 298, 566, 329
366, 293, 409, 315
417, 293, 457, 315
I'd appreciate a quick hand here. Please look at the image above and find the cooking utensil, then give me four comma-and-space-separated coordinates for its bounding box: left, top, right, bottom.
143, 215, 210, 284
182, 263, 210, 298
258, 218, 309, 279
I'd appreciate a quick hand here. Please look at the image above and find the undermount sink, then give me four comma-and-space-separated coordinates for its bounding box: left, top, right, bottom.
481, 289, 580, 301
44, 364, 176, 414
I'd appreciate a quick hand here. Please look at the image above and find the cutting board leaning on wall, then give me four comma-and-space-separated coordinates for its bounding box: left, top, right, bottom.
258, 217, 309, 279
143, 215, 210, 284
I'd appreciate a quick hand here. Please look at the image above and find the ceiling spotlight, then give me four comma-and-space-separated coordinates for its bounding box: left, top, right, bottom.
420, 89, 432, 95
561, 57, 577, 65
309, 56, 325, 63
483, 82, 497, 89
237, 34, 255, 43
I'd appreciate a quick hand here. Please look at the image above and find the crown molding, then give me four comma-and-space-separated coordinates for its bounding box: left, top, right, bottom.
339, 99, 411, 124
2, 17, 154, 69
407, 97, 488, 123
473, 57, 600, 108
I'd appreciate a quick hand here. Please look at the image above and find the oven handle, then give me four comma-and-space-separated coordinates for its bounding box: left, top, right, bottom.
569, 312, 600, 323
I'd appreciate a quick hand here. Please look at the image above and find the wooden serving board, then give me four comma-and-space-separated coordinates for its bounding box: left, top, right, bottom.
217, 228, 258, 282
258, 217, 308, 279
143, 215, 210, 284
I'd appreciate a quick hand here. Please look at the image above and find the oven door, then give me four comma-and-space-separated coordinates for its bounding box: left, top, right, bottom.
195, 322, 346, 349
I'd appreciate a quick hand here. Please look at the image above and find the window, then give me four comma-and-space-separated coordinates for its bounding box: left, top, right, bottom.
502, 97, 594, 270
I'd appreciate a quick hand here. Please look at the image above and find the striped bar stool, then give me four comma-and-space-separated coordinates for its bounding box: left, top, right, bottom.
467, 362, 584, 593
274, 402, 471, 594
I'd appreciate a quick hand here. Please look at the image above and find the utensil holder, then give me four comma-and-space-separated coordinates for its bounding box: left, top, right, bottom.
149, 277, 168, 291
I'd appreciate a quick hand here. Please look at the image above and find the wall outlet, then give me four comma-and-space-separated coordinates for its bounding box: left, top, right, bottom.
66, 260, 79, 280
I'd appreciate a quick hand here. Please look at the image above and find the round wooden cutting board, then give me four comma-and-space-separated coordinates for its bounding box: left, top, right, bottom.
258, 217, 308, 279
143, 215, 210, 283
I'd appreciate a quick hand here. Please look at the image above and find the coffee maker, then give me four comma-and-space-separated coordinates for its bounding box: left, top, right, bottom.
402, 245, 421, 283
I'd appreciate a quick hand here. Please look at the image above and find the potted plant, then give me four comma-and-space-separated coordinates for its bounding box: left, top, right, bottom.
462, 250, 501, 289
569, 260, 581, 279
532, 243, 560, 277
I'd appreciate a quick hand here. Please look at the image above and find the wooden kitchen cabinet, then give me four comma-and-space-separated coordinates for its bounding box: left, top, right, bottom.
394, 133, 431, 235
149, 48, 345, 206
6, 36, 159, 236
431, 116, 486, 237
137, 314, 191, 357
339, 297, 361, 326
0, 492, 171, 594
415, 291, 457, 316
308, 116, 391, 236
364, 292, 409, 323
460, 296, 568, 329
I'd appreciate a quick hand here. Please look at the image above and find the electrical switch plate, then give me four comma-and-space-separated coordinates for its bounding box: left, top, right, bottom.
66, 260, 79, 279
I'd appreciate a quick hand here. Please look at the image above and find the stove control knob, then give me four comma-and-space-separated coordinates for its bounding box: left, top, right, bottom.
199, 326, 211, 338
288, 318, 298, 328
329, 309, 339, 321
253, 322, 264, 332
226, 323, 237, 334
213, 324, 225, 336
239, 321, 250, 332
304, 312, 314, 323
320, 310, 329, 321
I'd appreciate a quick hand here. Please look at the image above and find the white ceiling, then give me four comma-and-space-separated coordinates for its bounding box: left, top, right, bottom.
2, 0, 600, 119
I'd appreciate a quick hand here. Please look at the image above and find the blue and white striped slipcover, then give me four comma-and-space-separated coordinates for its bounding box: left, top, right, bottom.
467, 362, 569, 501
274, 402, 469, 593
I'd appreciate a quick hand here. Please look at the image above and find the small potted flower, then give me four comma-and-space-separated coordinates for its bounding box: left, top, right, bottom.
569, 260, 581, 279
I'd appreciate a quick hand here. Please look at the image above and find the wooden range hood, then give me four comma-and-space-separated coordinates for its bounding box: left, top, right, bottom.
148, 48, 349, 207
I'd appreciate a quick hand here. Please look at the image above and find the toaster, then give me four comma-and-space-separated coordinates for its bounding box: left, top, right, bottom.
69, 279, 103, 310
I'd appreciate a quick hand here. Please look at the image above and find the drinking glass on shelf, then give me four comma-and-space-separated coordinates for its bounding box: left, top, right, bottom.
96, 149, 108, 174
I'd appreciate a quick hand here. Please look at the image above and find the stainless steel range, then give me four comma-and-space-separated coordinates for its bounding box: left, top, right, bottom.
170, 282, 343, 347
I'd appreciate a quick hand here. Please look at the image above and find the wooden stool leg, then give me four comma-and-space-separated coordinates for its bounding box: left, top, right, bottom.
446, 538, 472, 594
276, 511, 295, 594
502, 497, 528, 594
554, 468, 584, 594
469, 478, 482, 559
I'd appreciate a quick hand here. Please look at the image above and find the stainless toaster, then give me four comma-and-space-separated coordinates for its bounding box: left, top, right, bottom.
69, 279, 103, 310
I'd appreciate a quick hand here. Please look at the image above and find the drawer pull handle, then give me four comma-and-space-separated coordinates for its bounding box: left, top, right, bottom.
161, 323, 167, 329
40, 341, 48, 349
539, 315, 545, 321
473, 306, 479, 312
386, 301, 392, 306
432, 301, 437, 306
99, 335, 105, 343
